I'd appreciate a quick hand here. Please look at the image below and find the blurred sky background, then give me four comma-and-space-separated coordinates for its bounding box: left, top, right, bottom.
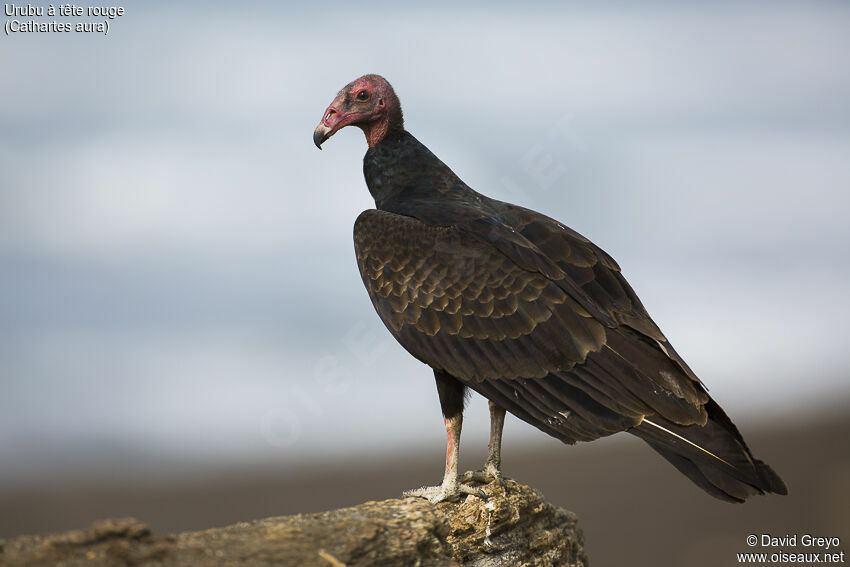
2, 0, 849, 495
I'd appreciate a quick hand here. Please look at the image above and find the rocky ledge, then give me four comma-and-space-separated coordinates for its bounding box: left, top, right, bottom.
0, 479, 587, 566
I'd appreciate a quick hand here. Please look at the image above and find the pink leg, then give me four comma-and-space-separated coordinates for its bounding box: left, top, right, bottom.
403, 412, 485, 503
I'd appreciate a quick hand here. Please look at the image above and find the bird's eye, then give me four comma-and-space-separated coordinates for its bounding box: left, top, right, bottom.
356, 90, 370, 101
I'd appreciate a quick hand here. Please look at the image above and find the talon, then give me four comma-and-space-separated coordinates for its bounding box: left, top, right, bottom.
404, 481, 487, 503
460, 462, 505, 489
460, 470, 488, 484
488, 466, 507, 490
458, 483, 487, 499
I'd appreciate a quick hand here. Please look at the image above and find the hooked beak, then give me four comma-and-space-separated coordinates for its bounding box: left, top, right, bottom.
313, 122, 332, 149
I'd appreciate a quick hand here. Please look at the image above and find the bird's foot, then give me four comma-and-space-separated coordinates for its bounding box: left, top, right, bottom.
461, 461, 506, 489
403, 479, 486, 503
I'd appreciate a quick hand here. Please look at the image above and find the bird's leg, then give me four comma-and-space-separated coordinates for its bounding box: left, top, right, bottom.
403, 371, 486, 503
462, 400, 507, 486
485, 400, 507, 482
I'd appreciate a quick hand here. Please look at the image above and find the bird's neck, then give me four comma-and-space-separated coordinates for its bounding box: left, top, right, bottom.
363, 131, 489, 223
360, 118, 403, 148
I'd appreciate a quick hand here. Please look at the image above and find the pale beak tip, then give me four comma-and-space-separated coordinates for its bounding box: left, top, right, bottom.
313, 123, 331, 149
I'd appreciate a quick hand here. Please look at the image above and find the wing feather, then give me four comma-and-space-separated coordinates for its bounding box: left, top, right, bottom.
354, 209, 707, 443
354, 207, 786, 498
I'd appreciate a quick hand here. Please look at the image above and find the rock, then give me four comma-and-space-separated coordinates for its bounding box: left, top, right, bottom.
0, 480, 587, 566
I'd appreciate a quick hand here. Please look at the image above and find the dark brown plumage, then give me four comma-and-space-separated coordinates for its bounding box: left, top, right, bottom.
314, 74, 787, 503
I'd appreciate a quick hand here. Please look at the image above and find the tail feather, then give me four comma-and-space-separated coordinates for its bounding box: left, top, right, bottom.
631, 400, 787, 502
642, 442, 756, 502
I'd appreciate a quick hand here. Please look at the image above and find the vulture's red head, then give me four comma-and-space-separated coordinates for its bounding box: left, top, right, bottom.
313, 74, 404, 149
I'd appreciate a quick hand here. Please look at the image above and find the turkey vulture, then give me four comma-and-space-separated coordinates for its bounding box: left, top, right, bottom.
313, 74, 787, 503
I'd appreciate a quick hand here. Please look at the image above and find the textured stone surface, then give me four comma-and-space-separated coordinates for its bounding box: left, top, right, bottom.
0, 480, 587, 566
